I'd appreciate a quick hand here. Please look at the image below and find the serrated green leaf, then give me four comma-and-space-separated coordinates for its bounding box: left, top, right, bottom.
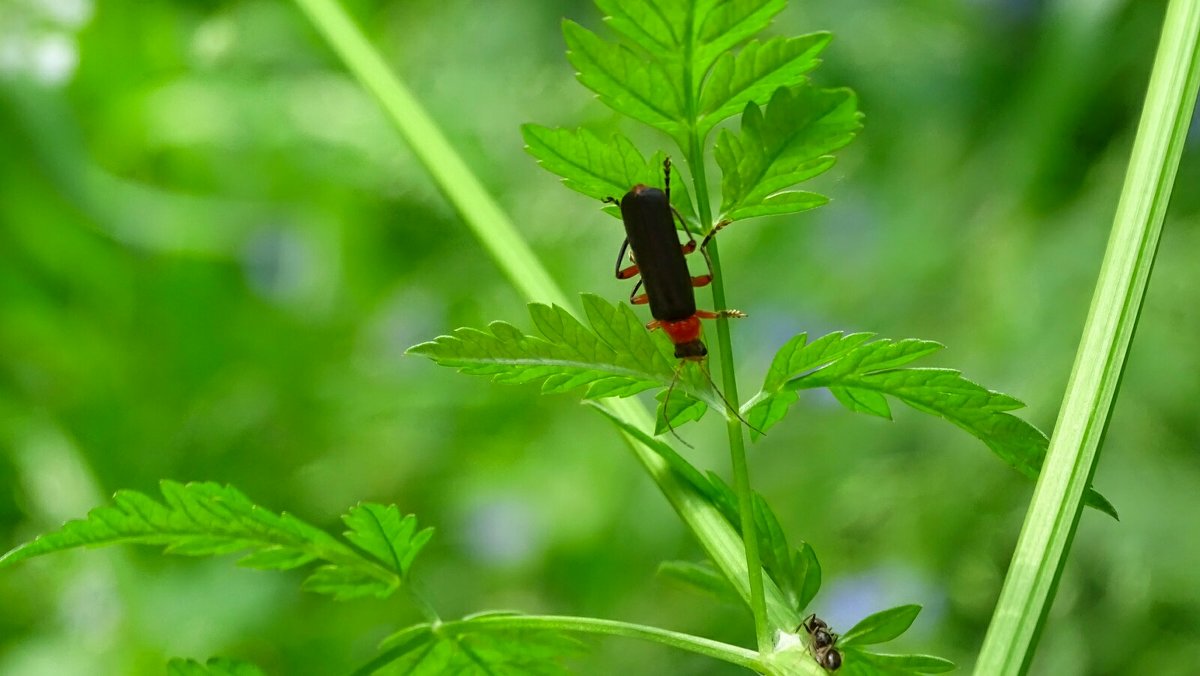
521, 125, 696, 221
716, 85, 862, 223
746, 333, 1116, 518
657, 560, 741, 604
409, 295, 673, 399
724, 191, 830, 220
829, 385, 892, 419
655, 388, 708, 434
166, 657, 267, 676
563, 21, 686, 141
411, 294, 740, 424
844, 648, 956, 674
705, 473, 821, 614
302, 564, 394, 601
698, 34, 830, 134
342, 504, 433, 576
0, 481, 421, 600
375, 619, 584, 676
839, 605, 921, 647
594, 0, 688, 56
694, 0, 788, 75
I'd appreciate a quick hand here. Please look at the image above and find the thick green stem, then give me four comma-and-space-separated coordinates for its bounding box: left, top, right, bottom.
686, 130, 770, 654
975, 1, 1200, 673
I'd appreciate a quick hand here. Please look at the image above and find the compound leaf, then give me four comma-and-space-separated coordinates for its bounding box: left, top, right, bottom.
657, 559, 741, 604
342, 503, 433, 577
716, 85, 862, 223
374, 617, 584, 676
693, 0, 788, 75
594, 0, 688, 56
521, 125, 696, 221
698, 34, 830, 135
0, 481, 428, 600
745, 333, 1118, 518
411, 295, 740, 426
564, 20, 686, 141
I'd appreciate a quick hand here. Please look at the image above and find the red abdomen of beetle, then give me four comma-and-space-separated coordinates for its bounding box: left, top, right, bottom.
661, 317, 707, 360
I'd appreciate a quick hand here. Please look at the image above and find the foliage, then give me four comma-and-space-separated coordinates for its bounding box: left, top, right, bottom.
0, 482, 432, 601
370, 614, 584, 676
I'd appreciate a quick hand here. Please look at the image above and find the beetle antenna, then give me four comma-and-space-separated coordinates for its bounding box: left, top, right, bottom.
697, 361, 764, 436
661, 361, 694, 449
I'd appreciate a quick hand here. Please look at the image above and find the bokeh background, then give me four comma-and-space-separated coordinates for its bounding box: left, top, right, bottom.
2, 0, 1197, 674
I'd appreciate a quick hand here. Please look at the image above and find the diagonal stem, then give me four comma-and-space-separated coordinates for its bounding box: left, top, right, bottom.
975, 0, 1200, 673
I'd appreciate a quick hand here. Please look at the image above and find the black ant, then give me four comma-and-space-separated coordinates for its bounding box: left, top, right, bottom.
801, 613, 843, 671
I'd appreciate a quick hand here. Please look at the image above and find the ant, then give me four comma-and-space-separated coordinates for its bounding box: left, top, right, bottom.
801, 613, 843, 671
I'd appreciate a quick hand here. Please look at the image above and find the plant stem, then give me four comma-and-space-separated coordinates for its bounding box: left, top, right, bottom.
467, 615, 765, 670
686, 130, 770, 654
353, 614, 766, 675
291, 0, 566, 308
975, 1, 1200, 673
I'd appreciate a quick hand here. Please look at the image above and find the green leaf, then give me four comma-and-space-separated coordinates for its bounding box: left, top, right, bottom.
521, 125, 696, 221
657, 560, 741, 604
838, 605, 921, 647
593, 0, 688, 56
410, 294, 741, 421
715, 85, 862, 222
563, 20, 686, 141
745, 333, 1117, 518
693, 0, 788, 74
342, 503, 433, 577
843, 649, 957, 674
409, 294, 672, 398
166, 658, 267, 676
698, 34, 830, 134
0, 481, 422, 600
655, 387, 708, 434
705, 473, 821, 614
374, 619, 584, 676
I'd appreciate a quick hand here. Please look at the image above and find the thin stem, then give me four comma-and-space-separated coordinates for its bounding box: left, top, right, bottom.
470, 615, 764, 670
354, 614, 765, 675
975, 1, 1200, 673
686, 128, 770, 653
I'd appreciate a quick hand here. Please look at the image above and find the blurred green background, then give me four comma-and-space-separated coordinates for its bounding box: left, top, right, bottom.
1, 0, 1197, 674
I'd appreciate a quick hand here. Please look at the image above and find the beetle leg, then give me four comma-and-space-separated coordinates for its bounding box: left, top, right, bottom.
613, 238, 640, 279
630, 279, 648, 305
646, 319, 662, 330
691, 274, 712, 287
695, 309, 746, 320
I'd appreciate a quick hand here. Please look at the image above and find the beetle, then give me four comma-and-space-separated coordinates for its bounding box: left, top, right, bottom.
604, 159, 752, 436
605, 158, 743, 360
801, 613, 843, 672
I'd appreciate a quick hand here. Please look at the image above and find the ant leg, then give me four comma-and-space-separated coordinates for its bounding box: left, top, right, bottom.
691, 274, 712, 287
646, 319, 662, 330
